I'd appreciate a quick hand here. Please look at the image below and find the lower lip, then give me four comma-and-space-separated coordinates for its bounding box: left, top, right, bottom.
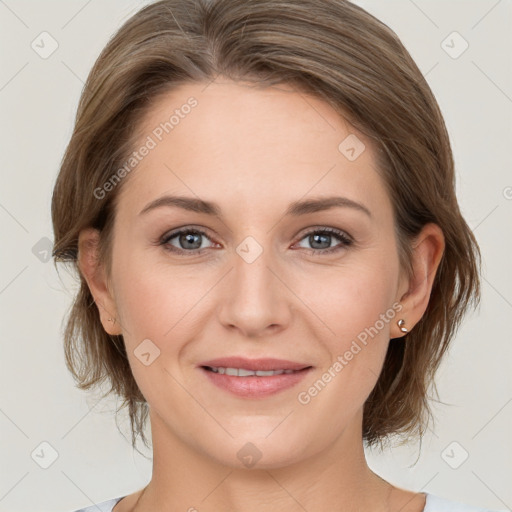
200, 367, 313, 398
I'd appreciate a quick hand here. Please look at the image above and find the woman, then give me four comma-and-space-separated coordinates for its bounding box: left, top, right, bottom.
51, 1, 504, 511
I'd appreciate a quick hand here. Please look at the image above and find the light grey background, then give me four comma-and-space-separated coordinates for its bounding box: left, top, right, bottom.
0, 1, 511, 511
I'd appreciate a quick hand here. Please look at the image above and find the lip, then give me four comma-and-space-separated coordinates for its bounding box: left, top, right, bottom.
198, 357, 313, 399
198, 357, 311, 372
200, 366, 313, 398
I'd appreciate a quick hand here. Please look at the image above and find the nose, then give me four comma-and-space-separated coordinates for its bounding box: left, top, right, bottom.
217, 239, 292, 338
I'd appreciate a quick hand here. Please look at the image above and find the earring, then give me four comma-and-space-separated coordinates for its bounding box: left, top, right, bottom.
397, 319, 408, 333
107, 317, 116, 324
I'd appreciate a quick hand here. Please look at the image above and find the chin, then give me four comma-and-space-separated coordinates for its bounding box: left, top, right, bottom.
203, 429, 314, 470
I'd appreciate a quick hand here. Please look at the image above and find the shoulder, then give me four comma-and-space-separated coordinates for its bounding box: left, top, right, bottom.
69, 496, 125, 512
424, 493, 508, 512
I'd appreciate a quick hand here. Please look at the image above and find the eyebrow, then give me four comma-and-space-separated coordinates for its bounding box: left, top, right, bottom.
138, 194, 372, 218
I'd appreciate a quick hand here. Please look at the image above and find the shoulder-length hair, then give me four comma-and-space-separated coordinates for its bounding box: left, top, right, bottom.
51, 0, 481, 451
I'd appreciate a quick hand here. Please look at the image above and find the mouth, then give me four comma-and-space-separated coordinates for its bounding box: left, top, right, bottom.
202, 365, 311, 377
199, 364, 313, 398
198, 356, 312, 372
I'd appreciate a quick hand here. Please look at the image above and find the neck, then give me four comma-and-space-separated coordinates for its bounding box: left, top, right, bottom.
133, 408, 399, 512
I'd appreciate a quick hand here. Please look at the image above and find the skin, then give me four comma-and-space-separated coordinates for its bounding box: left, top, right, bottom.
78, 79, 445, 512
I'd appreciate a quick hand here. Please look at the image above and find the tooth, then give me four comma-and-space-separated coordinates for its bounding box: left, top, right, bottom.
256, 370, 279, 376
208, 366, 299, 376
238, 368, 257, 376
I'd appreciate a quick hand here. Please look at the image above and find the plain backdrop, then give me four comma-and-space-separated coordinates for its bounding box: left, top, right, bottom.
0, 1, 511, 511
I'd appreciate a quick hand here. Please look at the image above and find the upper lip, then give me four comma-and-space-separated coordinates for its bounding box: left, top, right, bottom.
199, 357, 312, 372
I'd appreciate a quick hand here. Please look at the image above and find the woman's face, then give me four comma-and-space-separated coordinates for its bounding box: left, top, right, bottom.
99, 79, 411, 467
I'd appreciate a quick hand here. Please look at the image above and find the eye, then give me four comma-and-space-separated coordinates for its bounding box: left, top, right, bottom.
159, 227, 217, 255
158, 226, 353, 257
294, 227, 353, 255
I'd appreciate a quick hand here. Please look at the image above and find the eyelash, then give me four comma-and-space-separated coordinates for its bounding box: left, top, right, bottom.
158, 226, 353, 256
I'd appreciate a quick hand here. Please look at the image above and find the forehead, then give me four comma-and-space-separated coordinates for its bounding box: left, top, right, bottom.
116, 79, 391, 222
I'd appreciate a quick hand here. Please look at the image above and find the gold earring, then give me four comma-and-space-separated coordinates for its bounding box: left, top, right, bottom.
397, 319, 408, 333
107, 317, 116, 324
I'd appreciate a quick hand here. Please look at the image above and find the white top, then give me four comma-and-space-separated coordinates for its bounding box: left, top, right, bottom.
71, 492, 508, 511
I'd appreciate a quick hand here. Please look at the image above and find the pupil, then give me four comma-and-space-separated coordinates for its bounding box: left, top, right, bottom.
311, 233, 330, 249
181, 232, 201, 249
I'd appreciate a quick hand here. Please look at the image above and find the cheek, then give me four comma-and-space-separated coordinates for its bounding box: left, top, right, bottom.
295, 258, 398, 343
294, 256, 399, 409
110, 243, 181, 347
112, 252, 218, 365
111, 259, 198, 403
293, 265, 398, 422
115, 267, 168, 337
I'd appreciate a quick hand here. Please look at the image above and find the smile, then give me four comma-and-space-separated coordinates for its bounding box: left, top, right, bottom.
204, 366, 301, 376
200, 366, 313, 398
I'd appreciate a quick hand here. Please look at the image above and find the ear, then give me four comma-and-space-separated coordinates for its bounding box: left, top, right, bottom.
392, 223, 445, 338
77, 227, 122, 336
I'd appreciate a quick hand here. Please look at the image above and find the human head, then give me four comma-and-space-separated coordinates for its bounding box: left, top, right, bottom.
51, 0, 480, 454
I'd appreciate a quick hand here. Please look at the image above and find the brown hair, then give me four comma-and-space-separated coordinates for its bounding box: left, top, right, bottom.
51, 0, 481, 452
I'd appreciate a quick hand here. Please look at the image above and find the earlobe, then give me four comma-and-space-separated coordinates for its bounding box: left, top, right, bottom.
393, 223, 445, 339
78, 227, 121, 335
